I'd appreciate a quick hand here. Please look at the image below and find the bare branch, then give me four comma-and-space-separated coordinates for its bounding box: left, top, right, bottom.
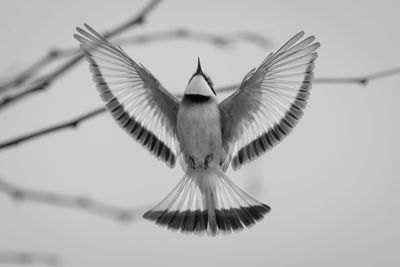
0, 49, 65, 94
114, 28, 271, 48
102, 0, 162, 38
0, 176, 143, 222
0, 66, 399, 151
314, 66, 400, 85
0, 29, 270, 97
0, 107, 105, 150
0, 55, 82, 110
0, 0, 162, 111
0, 252, 61, 266
234, 31, 271, 48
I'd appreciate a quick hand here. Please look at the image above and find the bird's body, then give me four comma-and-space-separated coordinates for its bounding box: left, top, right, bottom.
178, 95, 222, 170
75, 24, 319, 235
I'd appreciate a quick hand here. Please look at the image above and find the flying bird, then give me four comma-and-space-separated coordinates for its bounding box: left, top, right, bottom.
74, 24, 319, 235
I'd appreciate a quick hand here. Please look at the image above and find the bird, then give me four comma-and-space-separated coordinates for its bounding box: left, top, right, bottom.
74, 24, 319, 236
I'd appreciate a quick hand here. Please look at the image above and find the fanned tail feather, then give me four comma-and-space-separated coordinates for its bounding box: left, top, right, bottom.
143, 167, 270, 236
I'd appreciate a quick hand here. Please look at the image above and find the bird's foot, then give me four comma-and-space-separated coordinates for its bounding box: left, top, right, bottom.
204, 154, 213, 169
189, 156, 196, 170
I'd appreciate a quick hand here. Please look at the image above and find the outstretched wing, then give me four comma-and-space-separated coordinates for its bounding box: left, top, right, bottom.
75, 24, 180, 168
219, 31, 319, 170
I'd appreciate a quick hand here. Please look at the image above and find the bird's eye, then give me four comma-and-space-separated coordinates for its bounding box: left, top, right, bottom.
202, 73, 216, 95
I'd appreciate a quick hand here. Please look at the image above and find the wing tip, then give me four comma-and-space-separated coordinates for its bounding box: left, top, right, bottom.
73, 33, 81, 41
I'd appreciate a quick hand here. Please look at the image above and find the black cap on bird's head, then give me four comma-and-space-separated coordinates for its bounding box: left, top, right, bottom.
186, 57, 216, 96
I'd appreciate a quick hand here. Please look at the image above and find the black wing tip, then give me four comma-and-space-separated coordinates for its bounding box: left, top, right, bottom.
75, 26, 87, 36
143, 204, 270, 235
143, 210, 159, 220
75, 23, 97, 37
83, 23, 95, 33
73, 33, 81, 41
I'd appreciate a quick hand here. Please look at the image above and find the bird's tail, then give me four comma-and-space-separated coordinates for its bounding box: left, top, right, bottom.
143, 166, 270, 236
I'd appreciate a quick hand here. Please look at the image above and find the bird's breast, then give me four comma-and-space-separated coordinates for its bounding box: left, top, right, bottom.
177, 98, 222, 163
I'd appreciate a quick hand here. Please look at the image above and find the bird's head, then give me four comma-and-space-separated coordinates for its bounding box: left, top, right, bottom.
184, 58, 216, 97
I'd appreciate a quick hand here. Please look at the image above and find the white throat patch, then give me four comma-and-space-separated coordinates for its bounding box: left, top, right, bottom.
185, 75, 213, 96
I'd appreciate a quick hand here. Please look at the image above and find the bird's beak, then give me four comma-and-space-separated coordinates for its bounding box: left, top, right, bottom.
194, 57, 203, 76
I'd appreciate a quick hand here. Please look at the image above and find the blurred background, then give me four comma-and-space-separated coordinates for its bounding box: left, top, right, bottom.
0, 0, 399, 266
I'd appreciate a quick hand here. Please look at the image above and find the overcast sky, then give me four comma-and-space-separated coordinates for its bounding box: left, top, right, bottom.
0, 0, 399, 266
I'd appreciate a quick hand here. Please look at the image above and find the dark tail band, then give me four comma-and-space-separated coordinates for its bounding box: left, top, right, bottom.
143, 167, 271, 236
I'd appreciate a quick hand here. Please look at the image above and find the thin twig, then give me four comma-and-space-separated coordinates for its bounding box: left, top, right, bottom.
0, 56, 82, 109
314, 66, 400, 85
0, 108, 105, 150
0, 0, 162, 111
0, 50, 64, 94
0, 66, 399, 151
102, 0, 162, 38
0, 176, 143, 222
0, 252, 61, 266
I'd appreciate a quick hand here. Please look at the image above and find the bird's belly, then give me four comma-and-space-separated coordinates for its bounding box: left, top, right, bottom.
177, 102, 222, 169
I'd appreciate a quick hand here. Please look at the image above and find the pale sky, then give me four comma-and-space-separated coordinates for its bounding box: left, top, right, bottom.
0, 0, 399, 266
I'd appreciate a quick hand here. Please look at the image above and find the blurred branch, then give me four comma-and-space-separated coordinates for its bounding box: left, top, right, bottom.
0, 251, 60, 266
0, 108, 106, 150
1, 65, 399, 151
234, 31, 271, 48
0, 0, 162, 111
0, 50, 63, 95
0, 176, 142, 222
115, 29, 271, 48
0, 29, 270, 96
314, 66, 400, 85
